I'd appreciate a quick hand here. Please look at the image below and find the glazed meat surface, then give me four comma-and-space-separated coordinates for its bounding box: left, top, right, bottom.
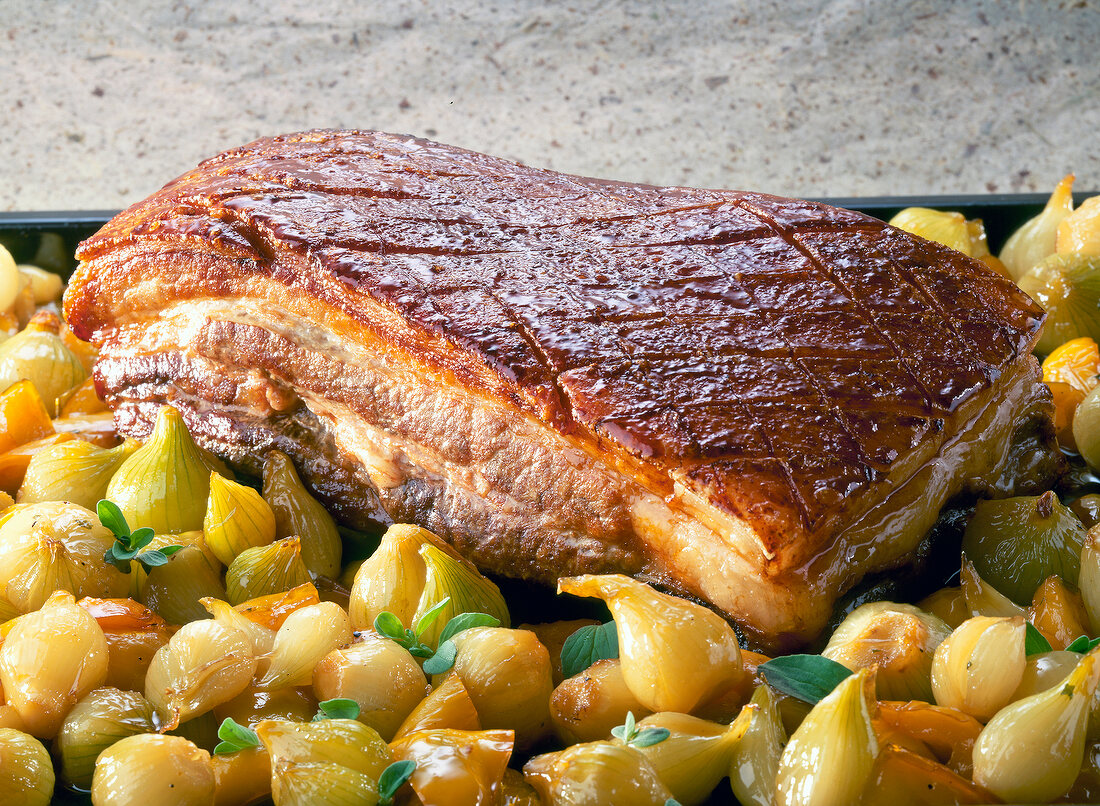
66, 130, 1061, 649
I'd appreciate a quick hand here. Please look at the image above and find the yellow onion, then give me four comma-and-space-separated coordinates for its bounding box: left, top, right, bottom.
730, 685, 787, 806
863, 744, 996, 806
226, 536, 311, 605
0, 501, 128, 614
449, 626, 553, 750
558, 574, 742, 714
255, 601, 351, 689
776, 667, 878, 806
56, 686, 156, 789
1059, 195, 1100, 257
917, 586, 969, 629
204, 472, 276, 567
211, 746, 271, 806
962, 491, 1086, 605
1013, 649, 1080, 700
1074, 386, 1100, 472
0, 590, 108, 737
1029, 573, 1092, 649
822, 601, 951, 702
930, 615, 1026, 721
524, 741, 673, 805
141, 542, 227, 625
201, 597, 276, 656
1073, 493, 1100, 528
888, 207, 976, 255
349, 524, 450, 630
213, 685, 318, 729
973, 649, 1100, 802
391, 728, 514, 806
411, 543, 510, 648
500, 768, 540, 806
0, 312, 86, 417
0, 727, 53, 806
16, 265, 62, 304
1001, 173, 1076, 280
91, 733, 214, 806
144, 619, 256, 730
550, 658, 651, 744
394, 672, 479, 740
313, 632, 428, 741
0, 245, 20, 312
1020, 254, 1100, 354
262, 451, 341, 579
18, 438, 138, 509
78, 597, 174, 692
961, 556, 1026, 618
631, 710, 752, 806
256, 717, 391, 806
0, 706, 26, 730
233, 582, 320, 632
1081, 525, 1100, 630
104, 405, 220, 534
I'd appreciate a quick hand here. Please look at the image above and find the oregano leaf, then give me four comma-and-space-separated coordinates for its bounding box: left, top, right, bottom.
313, 698, 361, 721
631, 726, 670, 748
1025, 622, 1054, 656
374, 611, 408, 644
759, 654, 852, 704
560, 621, 619, 678
422, 639, 458, 675
213, 717, 259, 754
437, 612, 500, 646
413, 597, 452, 638
96, 499, 129, 539
378, 759, 416, 805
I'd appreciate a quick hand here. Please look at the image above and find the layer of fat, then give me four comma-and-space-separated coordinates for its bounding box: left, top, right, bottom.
119, 296, 1047, 648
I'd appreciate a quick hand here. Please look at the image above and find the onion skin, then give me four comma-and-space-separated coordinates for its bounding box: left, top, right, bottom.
90, 733, 215, 806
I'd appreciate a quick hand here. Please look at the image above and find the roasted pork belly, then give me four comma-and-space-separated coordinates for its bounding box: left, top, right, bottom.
65, 130, 1062, 649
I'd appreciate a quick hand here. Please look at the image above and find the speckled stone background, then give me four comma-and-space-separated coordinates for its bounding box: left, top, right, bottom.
2, 0, 1098, 211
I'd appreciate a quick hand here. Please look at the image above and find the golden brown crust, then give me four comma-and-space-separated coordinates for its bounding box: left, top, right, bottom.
66, 128, 1053, 589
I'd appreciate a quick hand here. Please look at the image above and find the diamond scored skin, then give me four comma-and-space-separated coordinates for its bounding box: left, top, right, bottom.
64, 129, 1062, 650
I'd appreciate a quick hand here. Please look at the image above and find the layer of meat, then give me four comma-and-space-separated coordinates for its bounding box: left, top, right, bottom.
66, 129, 1062, 648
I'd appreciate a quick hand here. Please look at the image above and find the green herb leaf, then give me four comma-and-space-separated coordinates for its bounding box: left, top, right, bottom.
611, 710, 637, 743
378, 759, 416, 805
437, 612, 501, 646
759, 654, 852, 704
129, 527, 156, 551
213, 717, 259, 755
136, 550, 171, 568
413, 597, 452, 638
374, 611, 408, 644
313, 698, 361, 721
631, 726, 671, 748
665, 800, 683, 806
561, 621, 619, 678
102, 546, 133, 573
96, 499, 129, 539
1025, 622, 1054, 656
159, 545, 184, 558
1066, 635, 1100, 654
422, 639, 458, 675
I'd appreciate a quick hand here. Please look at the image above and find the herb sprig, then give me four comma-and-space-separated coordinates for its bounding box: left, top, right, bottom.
213, 717, 260, 755
611, 711, 669, 748
373, 597, 500, 675
98, 499, 183, 574
313, 698, 361, 721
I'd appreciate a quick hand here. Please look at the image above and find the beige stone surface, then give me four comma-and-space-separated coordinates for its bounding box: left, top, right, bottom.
2, 0, 1098, 211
